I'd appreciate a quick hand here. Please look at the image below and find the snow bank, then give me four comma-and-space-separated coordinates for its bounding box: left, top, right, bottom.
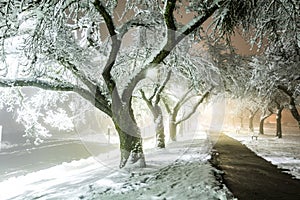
0, 130, 235, 199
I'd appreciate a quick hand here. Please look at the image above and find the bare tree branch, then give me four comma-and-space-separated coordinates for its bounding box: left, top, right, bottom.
175, 3, 221, 42
162, 96, 171, 114
122, 2, 221, 101
140, 70, 171, 108
277, 85, 293, 97
140, 89, 153, 112
164, 0, 177, 48
58, 58, 97, 92
175, 87, 194, 110
118, 19, 153, 39
149, 85, 159, 102
0, 78, 74, 91
176, 88, 212, 125
164, 0, 177, 31
93, 0, 121, 93
154, 70, 172, 105
0, 78, 112, 116
277, 85, 300, 126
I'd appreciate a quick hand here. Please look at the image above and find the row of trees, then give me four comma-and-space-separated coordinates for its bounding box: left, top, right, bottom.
0, 0, 299, 167
213, 36, 300, 138
224, 53, 299, 138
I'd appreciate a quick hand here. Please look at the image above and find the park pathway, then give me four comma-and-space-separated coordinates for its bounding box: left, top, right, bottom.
211, 133, 300, 200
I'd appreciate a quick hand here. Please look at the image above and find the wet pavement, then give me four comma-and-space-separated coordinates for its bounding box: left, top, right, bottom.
211, 133, 300, 200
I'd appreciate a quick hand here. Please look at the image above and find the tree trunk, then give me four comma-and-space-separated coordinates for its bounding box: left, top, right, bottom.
153, 105, 165, 148
276, 107, 284, 138
259, 118, 265, 135
163, 88, 211, 142
249, 115, 254, 132
288, 98, 300, 129
277, 86, 300, 129
169, 102, 180, 141
113, 118, 146, 168
239, 116, 244, 129
111, 93, 146, 168
248, 109, 258, 132
259, 111, 273, 135
169, 119, 177, 141
140, 90, 166, 148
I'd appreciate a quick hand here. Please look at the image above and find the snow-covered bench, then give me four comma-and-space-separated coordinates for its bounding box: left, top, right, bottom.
235, 126, 241, 134
251, 131, 259, 140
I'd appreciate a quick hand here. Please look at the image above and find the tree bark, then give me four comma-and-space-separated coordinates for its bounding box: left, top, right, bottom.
277, 85, 300, 129
139, 70, 170, 148
239, 116, 244, 129
142, 99, 166, 148
288, 97, 300, 129
259, 111, 273, 135
153, 105, 165, 148
259, 118, 265, 135
276, 106, 284, 138
248, 109, 258, 132
169, 101, 180, 141
113, 115, 146, 168
111, 91, 146, 168
249, 115, 254, 132
169, 118, 177, 141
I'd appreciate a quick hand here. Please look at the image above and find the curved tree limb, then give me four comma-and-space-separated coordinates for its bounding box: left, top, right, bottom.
162, 96, 171, 114
277, 85, 300, 127
175, 87, 212, 125
93, 0, 121, 93
140, 89, 154, 112
164, 0, 177, 49
58, 58, 97, 92
154, 70, 172, 105
0, 78, 112, 116
122, 2, 221, 102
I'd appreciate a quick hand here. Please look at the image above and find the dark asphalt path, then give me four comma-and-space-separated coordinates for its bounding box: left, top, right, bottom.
211, 133, 300, 200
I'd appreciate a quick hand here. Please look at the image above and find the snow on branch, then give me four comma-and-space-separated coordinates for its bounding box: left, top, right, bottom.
176, 2, 220, 42
58, 58, 97, 92
122, 1, 220, 103
0, 78, 112, 116
118, 18, 155, 39
93, 0, 121, 92
0, 78, 75, 91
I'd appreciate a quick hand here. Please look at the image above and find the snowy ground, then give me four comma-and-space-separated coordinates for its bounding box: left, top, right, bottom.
0, 131, 235, 200
3, 123, 298, 200
224, 124, 300, 179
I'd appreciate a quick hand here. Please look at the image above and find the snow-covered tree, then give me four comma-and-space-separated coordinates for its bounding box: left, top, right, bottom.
163, 86, 212, 141
140, 69, 171, 148
259, 106, 273, 135
249, 39, 300, 130
161, 56, 218, 141
272, 92, 290, 138
0, 0, 222, 168
0, 0, 299, 167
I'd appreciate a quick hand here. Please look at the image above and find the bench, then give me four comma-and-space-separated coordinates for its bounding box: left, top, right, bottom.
251, 131, 259, 140
235, 127, 241, 134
